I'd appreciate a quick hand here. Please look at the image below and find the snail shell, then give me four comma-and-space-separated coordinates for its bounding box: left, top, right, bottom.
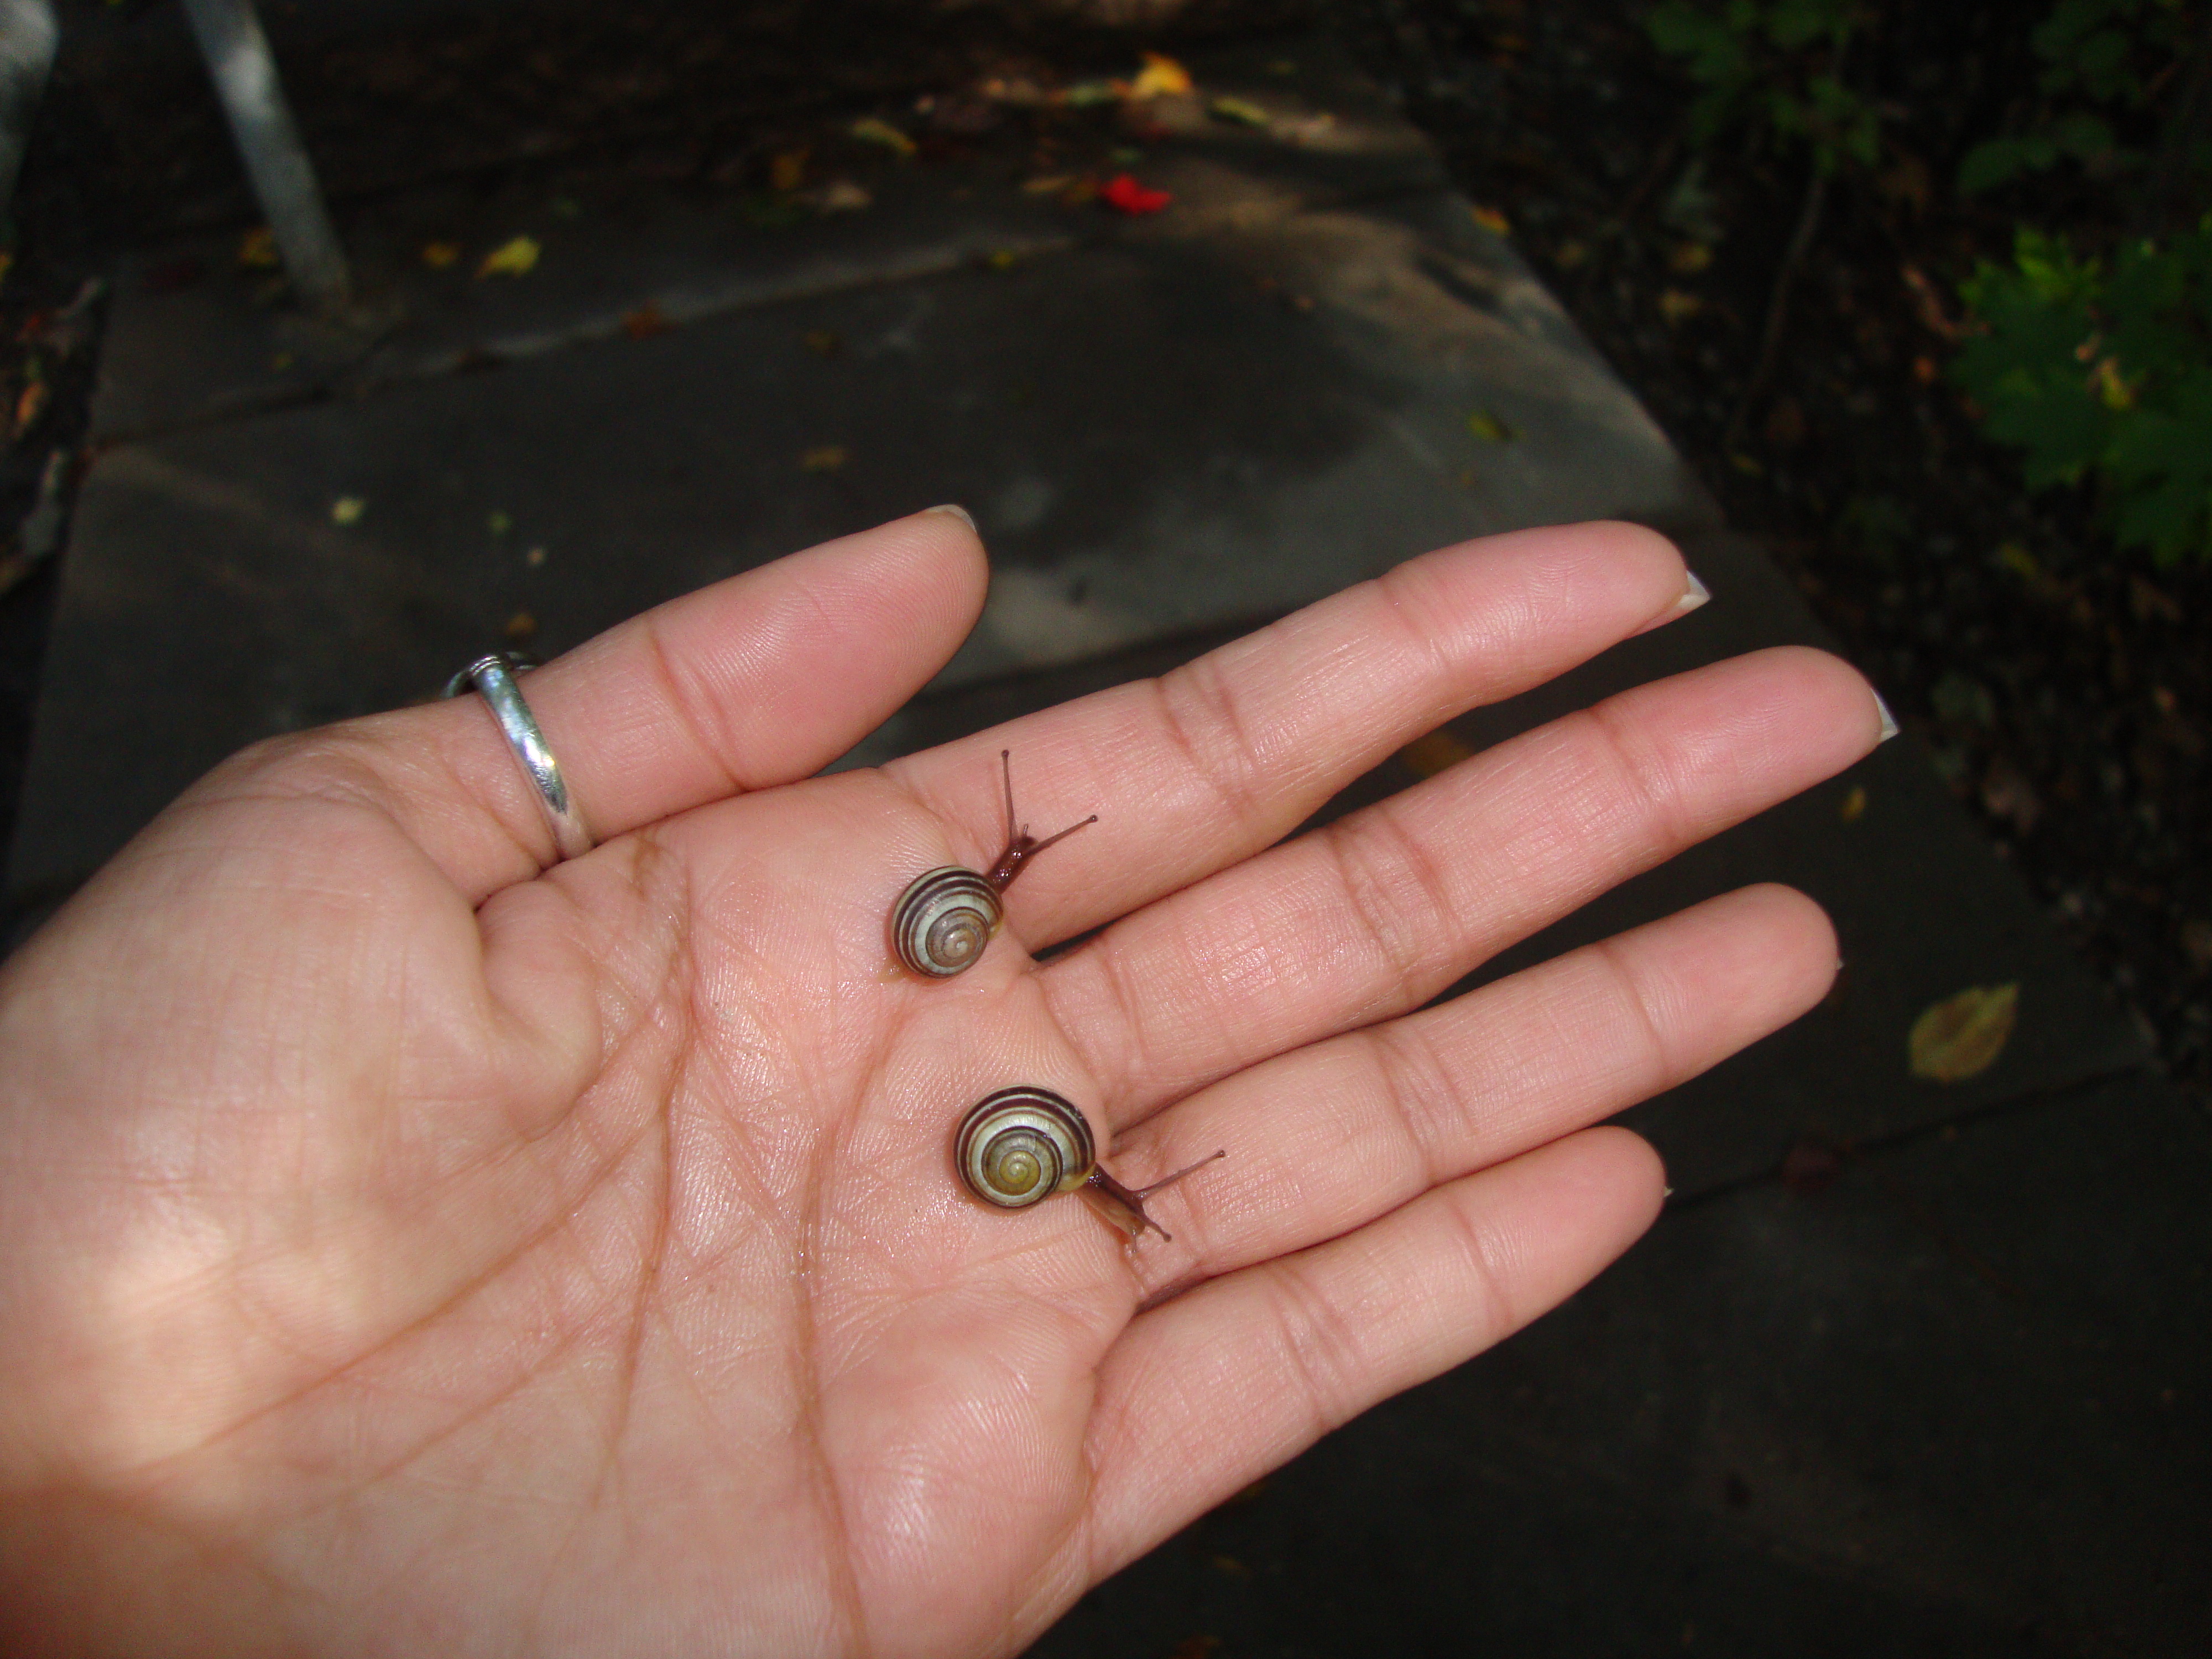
956, 1086, 1095, 1209
893, 867, 1003, 978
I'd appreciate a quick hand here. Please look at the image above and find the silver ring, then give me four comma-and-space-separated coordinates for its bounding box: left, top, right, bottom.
444, 653, 593, 862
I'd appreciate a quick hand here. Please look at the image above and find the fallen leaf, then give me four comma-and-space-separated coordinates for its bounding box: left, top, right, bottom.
1839, 785, 1867, 822
769, 148, 810, 192
623, 302, 671, 339
13, 380, 49, 439
801, 445, 848, 472
478, 236, 541, 278
421, 241, 461, 268
1470, 204, 1511, 235
1658, 288, 1703, 325
331, 496, 366, 525
1909, 984, 2020, 1083
1209, 95, 1272, 128
1397, 729, 1474, 777
849, 117, 915, 156
1466, 409, 1516, 443
812, 180, 872, 213
1127, 51, 1192, 100
1100, 174, 1171, 215
238, 227, 279, 268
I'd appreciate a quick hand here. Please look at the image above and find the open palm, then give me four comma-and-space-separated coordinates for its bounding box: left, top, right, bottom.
0, 512, 1881, 1656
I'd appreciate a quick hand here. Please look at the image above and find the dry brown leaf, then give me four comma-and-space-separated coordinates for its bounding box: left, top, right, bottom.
1908, 983, 2020, 1083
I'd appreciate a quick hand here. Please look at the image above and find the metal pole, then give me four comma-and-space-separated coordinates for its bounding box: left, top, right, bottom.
178, 0, 350, 314
0, 0, 59, 228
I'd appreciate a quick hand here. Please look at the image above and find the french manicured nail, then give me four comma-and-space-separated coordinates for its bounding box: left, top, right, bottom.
922, 503, 977, 531
1631, 570, 1710, 635
1872, 691, 1900, 744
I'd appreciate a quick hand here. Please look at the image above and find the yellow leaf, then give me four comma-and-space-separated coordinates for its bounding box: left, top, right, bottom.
330, 496, 366, 525
1128, 52, 1193, 99
238, 227, 279, 268
1467, 409, 1516, 443
1839, 785, 1867, 822
849, 117, 915, 155
477, 236, 541, 278
421, 241, 461, 269
801, 445, 849, 472
1396, 729, 1474, 778
1470, 205, 1511, 235
1908, 983, 2020, 1083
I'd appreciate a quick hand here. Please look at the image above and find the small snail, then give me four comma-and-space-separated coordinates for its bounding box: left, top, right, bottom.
955, 1086, 1225, 1241
891, 750, 1097, 978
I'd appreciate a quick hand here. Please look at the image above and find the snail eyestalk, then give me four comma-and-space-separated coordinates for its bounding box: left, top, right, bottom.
1082, 1150, 1227, 1242
983, 748, 1097, 892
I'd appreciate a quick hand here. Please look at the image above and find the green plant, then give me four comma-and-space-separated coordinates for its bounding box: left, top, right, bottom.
1953, 224, 2212, 562
1958, 0, 2194, 194
1645, 0, 1880, 173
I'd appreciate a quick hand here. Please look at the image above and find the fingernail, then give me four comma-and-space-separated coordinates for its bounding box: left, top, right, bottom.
1872, 690, 1900, 744
922, 503, 977, 531
1630, 570, 1711, 636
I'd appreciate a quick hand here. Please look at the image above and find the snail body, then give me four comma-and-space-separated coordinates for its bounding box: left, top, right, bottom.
890, 750, 1095, 978
955, 1086, 1224, 1241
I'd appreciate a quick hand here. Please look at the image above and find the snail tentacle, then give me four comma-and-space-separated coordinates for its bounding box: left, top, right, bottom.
889, 750, 1094, 979
1082, 1151, 1228, 1241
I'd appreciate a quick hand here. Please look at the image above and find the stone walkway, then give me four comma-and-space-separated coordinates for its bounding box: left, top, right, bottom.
8, 30, 2203, 1655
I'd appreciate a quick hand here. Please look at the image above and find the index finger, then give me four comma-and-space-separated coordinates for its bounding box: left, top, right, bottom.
883, 520, 1699, 952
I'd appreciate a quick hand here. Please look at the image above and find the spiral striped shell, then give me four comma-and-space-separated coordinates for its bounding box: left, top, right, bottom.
892, 867, 1003, 978
956, 1087, 1095, 1209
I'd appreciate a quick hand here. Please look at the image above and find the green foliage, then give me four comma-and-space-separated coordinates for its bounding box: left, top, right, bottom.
1958, 0, 2188, 192
1644, 0, 1879, 174
1954, 225, 2212, 562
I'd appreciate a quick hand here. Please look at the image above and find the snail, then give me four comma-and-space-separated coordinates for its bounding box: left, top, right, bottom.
890, 750, 1097, 979
955, 1085, 1225, 1241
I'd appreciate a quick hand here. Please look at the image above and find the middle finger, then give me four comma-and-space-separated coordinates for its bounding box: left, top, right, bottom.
1042, 643, 1883, 1125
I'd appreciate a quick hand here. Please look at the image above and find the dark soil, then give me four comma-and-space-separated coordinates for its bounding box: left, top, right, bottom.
3, 0, 2204, 1099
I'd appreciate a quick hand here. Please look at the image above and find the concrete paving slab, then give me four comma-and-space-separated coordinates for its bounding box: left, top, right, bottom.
13, 170, 1708, 906
1029, 1072, 2212, 1657
91, 42, 1451, 442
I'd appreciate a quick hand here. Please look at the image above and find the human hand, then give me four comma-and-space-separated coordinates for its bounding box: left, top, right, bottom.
0, 512, 1882, 1656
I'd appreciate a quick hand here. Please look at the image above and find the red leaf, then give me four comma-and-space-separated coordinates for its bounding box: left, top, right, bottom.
1100, 173, 1171, 215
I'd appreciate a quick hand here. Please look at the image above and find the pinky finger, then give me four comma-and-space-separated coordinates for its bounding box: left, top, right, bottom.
1079, 1127, 1665, 1578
